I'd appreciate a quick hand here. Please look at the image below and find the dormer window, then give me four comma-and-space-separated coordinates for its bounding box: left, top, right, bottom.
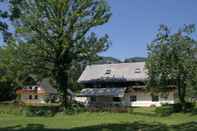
135, 68, 141, 73
105, 69, 111, 75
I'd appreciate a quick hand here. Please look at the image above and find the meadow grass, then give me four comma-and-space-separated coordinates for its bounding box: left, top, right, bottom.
0, 105, 196, 131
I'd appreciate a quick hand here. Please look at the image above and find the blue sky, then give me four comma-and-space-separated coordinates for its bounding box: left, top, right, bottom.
95, 0, 197, 60
1, 0, 197, 60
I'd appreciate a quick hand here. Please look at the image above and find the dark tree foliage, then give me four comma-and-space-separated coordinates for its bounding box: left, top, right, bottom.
146, 25, 197, 109
0, 38, 26, 101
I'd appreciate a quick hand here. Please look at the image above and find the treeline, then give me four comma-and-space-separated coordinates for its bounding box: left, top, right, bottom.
95, 56, 146, 64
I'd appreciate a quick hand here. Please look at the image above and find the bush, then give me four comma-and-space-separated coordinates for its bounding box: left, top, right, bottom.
156, 102, 195, 116
183, 103, 195, 112
171, 103, 195, 113
192, 108, 197, 115
88, 107, 128, 113
172, 103, 182, 113
155, 106, 173, 116
22, 106, 60, 117
64, 103, 87, 115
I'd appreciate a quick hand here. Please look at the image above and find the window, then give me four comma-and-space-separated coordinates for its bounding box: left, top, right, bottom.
29, 95, 32, 100
130, 96, 137, 102
105, 69, 111, 74
160, 94, 168, 100
135, 68, 141, 73
90, 97, 96, 102
34, 95, 38, 99
160, 93, 169, 100
113, 97, 121, 102
152, 95, 159, 102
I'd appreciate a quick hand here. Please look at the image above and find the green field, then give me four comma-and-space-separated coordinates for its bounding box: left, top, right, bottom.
0, 107, 197, 131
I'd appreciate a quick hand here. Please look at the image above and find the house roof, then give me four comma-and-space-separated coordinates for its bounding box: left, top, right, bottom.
38, 79, 58, 94
78, 62, 147, 83
79, 88, 126, 97
39, 79, 75, 95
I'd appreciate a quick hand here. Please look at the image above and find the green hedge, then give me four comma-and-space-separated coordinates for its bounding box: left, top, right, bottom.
22, 106, 61, 117
88, 107, 128, 113
155, 103, 196, 116
0, 102, 87, 116
63, 103, 87, 115
155, 105, 173, 116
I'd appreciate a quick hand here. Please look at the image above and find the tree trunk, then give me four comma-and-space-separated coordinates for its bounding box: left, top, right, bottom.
60, 71, 69, 108
54, 65, 69, 109
177, 76, 186, 111
62, 87, 68, 108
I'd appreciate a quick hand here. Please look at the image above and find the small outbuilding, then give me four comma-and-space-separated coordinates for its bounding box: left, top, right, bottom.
16, 77, 60, 105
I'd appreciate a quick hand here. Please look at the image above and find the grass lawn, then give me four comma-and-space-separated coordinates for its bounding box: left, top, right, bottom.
0, 107, 196, 131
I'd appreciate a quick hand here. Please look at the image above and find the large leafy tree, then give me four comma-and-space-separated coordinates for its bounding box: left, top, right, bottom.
9, 0, 111, 106
0, 38, 27, 101
146, 25, 197, 109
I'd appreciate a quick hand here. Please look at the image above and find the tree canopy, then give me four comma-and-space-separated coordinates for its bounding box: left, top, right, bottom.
3, 0, 112, 106
146, 25, 197, 108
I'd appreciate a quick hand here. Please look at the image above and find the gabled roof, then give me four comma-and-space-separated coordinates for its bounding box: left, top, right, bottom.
38, 78, 58, 94
78, 62, 147, 83
79, 88, 126, 97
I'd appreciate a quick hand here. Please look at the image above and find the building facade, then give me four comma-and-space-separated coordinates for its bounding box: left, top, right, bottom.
16, 78, 59, 105
77, 62, 175, 107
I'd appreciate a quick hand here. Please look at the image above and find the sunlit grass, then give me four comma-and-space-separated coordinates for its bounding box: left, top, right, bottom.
0, 104, 196, 130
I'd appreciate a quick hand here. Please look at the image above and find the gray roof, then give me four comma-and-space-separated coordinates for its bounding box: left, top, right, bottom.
79, 88, 126, 97
39, 79, 58, 94
78, 62, 147, 83
67, 88, 75, 96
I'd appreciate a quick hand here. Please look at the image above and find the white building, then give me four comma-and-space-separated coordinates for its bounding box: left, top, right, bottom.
77, 62, 175, 107
16, 78, 60, 105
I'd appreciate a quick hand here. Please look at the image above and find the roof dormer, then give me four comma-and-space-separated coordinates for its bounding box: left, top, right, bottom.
134, 68, 141, 73
105, 69, 111, 75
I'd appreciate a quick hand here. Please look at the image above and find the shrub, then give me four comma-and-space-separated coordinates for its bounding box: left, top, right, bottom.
155, 106, 173, 116
170, 102, 195, 113
22, 106, 60, 117
88, 107, 128, 113
172, 103, 182, 113
183, 103, 195, 112
156, 102, 195, 116
192, 107, 197, 115
64, 103, 87, 115
22, 107, 34, 116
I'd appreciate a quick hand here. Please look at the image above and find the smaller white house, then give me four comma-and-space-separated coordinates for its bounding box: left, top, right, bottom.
76, 62, 175, 107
